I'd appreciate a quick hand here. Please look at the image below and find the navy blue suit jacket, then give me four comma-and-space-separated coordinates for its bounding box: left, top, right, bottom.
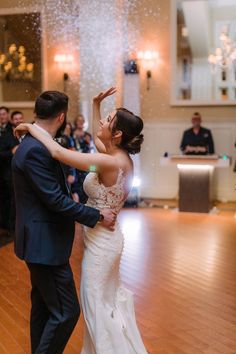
12, 134, 100, 265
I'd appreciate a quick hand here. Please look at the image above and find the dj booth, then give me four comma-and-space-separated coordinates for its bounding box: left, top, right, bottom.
160, 155, 230, 213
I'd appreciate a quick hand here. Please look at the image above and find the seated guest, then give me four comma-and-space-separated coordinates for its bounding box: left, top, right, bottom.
0, 111, 24, 233
180, 112, 215, 155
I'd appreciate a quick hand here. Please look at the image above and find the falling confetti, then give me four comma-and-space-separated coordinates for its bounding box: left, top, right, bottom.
16, 0, 164, 116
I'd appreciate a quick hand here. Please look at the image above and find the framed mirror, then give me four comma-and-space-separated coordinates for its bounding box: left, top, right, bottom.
171, 0, 236, 106
0, 8, 44, 107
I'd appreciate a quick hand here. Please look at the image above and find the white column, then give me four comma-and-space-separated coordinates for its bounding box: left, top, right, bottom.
123, 73, 141, 192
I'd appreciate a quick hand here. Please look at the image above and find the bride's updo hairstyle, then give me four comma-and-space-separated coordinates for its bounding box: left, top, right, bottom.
111, 108, 144, 155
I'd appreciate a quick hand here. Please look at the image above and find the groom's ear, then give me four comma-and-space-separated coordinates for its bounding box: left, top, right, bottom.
58, 112, 65, 123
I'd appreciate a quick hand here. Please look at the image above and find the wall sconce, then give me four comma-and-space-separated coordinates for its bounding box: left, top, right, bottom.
54, 54, 74, 92
137, 50, 159, 90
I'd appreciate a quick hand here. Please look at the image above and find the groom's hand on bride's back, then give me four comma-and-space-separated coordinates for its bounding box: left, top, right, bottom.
100, 209, 117, 231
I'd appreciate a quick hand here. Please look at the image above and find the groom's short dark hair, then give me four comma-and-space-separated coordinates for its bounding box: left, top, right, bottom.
34, 91, 68, 120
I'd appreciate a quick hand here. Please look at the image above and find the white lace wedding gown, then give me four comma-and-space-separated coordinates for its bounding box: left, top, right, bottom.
80, 168, 148, 354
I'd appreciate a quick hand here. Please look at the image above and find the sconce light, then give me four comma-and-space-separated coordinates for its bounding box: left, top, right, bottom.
137, 50, 159, 90
54, 54, 74, 92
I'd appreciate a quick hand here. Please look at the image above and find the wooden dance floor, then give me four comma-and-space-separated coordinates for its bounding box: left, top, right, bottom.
0, 208, 236, 353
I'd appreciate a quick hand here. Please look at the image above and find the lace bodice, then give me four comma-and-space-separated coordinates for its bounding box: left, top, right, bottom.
83, 168, 126, 214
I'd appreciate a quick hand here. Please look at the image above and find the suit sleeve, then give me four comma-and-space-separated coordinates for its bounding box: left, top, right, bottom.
180, 131, 187, 151
24, 146, 100, 227
208, 130, 215, 154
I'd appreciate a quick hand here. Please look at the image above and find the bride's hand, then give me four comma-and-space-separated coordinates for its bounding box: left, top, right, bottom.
93, 87, 117, 105
14, 123, 32, 140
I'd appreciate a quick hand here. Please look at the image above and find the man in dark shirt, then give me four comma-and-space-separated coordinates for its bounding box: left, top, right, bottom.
0, 111, 24, 232
0, 106, 12, 136
0, 106, 11, 232
180, 112, 215, 155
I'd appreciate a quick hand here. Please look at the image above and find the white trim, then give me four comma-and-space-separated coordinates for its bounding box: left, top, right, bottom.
2, 101, 35, 108
0, 6, 46, 106
170, 99, 236, 106
144, 121, 236, 128
0, 6, 42, 15
170, 0, 236, 106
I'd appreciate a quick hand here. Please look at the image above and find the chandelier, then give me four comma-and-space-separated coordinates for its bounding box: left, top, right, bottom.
208, 25, 236, 71
0, 44, 34, 81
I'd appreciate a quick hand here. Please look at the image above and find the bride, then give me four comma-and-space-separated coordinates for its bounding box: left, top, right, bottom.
15, 87, 148, 354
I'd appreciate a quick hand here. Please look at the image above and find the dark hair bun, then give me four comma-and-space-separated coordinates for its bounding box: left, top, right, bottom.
112, 108, 144, 155
123, 133, 144, 155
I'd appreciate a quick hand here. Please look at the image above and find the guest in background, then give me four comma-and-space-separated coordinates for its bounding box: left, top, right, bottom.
1, 110, 24, 154
0, 106, 11, 232
11, 111, 24, 130
0, 106, 12, 136
73, 114, 93, 152
0, 107, 10, 233
62, 122, 76, 150
61, 122, 78, 202
180, 112, 215, 155
73, 114, 86, 137
0, 111, 24, 233
73, 114, 93, 204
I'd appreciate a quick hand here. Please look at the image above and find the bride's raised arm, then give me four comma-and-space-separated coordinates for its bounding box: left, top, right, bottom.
92, 87, 116, 153
15, 123, 116, 173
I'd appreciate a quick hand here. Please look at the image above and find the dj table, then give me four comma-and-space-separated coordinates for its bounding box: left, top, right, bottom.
160, 155, 230, 213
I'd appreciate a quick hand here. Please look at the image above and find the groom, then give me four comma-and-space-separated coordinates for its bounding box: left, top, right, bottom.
12, 91, 116, 353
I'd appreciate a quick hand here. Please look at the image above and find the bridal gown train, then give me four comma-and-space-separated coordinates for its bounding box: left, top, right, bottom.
80, 168, 148, 354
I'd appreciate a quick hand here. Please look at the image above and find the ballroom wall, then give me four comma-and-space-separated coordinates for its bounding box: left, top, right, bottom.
129, 0, 236, 123
1, 0, 235, 121
1, 0, 236, 200
0, 0, 80, 120
126, 0, 236, 201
